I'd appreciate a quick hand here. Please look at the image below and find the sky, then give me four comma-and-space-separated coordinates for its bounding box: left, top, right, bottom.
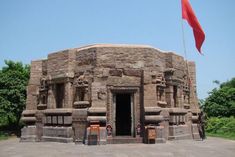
0, 0, 235, 99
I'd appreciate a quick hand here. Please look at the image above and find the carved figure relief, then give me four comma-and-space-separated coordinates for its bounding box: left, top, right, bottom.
40, 77, 48, 90
183, 75, 190, 104
98, 89, 106, 100
74, 74, 88, 87
156, 74, 166, 102
73, 73, 90, 108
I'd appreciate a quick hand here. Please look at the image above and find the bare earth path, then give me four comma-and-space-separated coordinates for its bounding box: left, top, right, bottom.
0, 137, 234, 157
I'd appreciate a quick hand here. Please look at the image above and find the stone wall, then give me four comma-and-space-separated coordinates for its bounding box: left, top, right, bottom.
26, 60, 44, 110
21, 60, 45, 141
95, 46, 166, 110
188, 61, 198, 109
75, 48, 96, 73
47, 50, 69, 79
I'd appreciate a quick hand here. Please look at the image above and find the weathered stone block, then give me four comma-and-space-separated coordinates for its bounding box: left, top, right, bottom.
52, 116, 57, 124
46, 116, 51, 124
156, 126, 166, 143
72, 109, 88, 118
20, 126, 37, 142
123, 69, 142, 77
64, 116, 72, 125
58, 116, 63, 125
191, 124, 200, 140
42, 126, 73, 137
42, 126, 73, 143
168, 125, 191, 140
109, 69, 122, 77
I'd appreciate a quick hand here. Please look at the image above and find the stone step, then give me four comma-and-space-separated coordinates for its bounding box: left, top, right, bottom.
107, 136, 143, 144
42, 136, 73, 143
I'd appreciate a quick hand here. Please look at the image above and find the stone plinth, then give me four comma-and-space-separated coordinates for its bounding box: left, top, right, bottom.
168, 125, 191, 140
42, 126, 73, 143
20, 126, 37, 142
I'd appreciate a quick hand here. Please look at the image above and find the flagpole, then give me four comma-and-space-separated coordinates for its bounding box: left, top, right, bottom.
181, 18, 199, 141
181, 12, 199, 117
181, 18, 190, 78
181, 0, 204, 140
181, 18, 188, 61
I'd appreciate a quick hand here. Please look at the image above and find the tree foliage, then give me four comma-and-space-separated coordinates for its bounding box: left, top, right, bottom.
0, 60, 30, 129
203, 78, 235, 117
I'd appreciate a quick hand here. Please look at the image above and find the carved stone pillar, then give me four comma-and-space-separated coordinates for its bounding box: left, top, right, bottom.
47, 85, 56, 109
65, 81, 73, 108
72, 109, 88, 144
72, 74, 90, 144
164, 68, 175, 108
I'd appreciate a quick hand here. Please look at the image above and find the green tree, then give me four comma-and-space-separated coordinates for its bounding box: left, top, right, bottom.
203, 78, 235, 117
0, 60, 30, 129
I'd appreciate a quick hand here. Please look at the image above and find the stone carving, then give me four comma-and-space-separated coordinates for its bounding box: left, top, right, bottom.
73, 73, 90, 108
106, 124, 112, 136
154, 74, 166, 105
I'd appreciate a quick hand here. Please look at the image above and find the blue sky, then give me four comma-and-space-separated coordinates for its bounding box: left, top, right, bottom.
0, 0, 235, 99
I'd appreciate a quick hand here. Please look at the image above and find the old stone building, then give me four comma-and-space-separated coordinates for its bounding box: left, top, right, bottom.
21, 44, 201, 144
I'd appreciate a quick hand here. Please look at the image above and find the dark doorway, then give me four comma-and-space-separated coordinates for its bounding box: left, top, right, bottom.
56, 83, 65, 108
116, 93, 132, 136
173, 85, 177, 107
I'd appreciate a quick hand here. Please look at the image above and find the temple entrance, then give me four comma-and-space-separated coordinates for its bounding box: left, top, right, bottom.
115, 93, 132, 136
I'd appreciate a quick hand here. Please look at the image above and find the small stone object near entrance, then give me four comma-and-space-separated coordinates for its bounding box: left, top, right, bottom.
146, 126, 156, 144
88, 122, 100, 145
21, 44, 201, 144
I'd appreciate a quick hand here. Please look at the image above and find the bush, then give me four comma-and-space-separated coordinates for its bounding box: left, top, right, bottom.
206, 117, 235, 139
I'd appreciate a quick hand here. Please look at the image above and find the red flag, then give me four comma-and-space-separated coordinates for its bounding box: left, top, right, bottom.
182, 0, 205, 53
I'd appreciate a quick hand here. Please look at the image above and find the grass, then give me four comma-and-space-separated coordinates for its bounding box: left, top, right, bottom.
206, 132, 235, 140
0, 131, 9, 140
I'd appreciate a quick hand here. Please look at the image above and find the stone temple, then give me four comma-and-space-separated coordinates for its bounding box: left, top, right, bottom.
21, 44, 201, 144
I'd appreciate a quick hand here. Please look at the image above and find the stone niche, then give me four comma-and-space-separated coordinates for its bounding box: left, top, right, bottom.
37, 77, 48, 110
21, 44, 200, 144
